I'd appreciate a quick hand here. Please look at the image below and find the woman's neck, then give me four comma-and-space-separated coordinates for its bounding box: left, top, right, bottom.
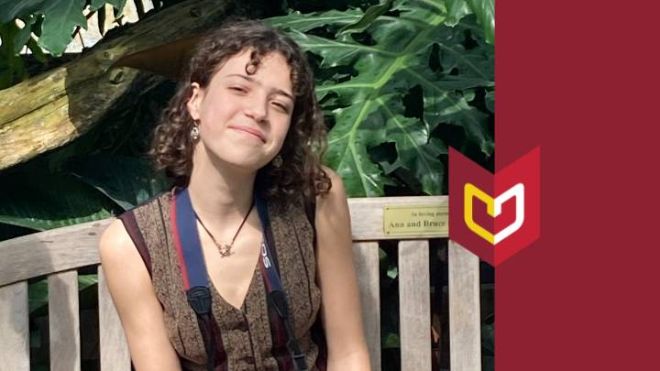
186, 148, 257, 225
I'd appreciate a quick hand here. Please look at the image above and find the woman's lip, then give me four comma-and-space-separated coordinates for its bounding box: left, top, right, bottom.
229, 125, 266, 142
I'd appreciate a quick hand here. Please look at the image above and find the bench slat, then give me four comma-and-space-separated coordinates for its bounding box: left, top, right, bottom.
0, 196, 449, 286
398, 240, 431, 371
448, 240, 482, 371
98, 267, 131, 371
348, 197, 448, 241
49, 270, 81, 371
0, 220, 109, 287
0, 281, 30, 371
352, 242, 381, 371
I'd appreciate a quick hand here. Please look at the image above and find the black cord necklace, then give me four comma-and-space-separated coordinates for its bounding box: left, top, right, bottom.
194, 199, 255, 258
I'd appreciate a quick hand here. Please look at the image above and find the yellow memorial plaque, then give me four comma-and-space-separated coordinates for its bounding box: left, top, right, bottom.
383, 204, 448, 237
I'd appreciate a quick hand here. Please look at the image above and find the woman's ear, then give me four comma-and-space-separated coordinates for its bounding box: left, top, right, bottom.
186, 82, 203, 120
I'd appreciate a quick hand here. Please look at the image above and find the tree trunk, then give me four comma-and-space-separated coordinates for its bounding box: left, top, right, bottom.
0, 0, 236, 170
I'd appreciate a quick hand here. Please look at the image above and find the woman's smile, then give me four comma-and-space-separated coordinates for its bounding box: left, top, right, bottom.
228, 124, 266, 143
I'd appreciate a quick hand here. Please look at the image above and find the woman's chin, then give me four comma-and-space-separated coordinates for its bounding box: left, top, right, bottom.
197, 143, 271, 173
216, 154, 269, 173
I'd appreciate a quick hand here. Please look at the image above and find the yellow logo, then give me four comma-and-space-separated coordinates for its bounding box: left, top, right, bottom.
464, 183, 525, 245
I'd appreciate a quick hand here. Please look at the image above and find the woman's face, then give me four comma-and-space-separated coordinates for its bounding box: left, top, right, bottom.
186, 49, 294, 172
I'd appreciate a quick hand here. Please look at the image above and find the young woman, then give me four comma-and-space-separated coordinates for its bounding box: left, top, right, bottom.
99, 20, 370, 371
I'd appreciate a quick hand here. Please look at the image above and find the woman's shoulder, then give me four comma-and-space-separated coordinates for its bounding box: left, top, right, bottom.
100, 190, 171, 266
313, 166, 350, 238
99, 217, 138, 269
316, 166, 347, 205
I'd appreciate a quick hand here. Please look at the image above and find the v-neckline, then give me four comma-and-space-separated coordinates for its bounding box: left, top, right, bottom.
166, 190, 270, 313
208, 253, 262, 313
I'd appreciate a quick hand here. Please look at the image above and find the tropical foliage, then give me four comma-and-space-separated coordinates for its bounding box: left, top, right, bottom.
269, 0, 494, 196
0, 0, 493, 233
0, 0, 128, 88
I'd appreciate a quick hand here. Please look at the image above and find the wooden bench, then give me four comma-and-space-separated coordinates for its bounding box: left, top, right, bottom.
0, 196, 482, 371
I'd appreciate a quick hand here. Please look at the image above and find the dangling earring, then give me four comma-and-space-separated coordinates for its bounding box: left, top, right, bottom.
272, 155, 283, 168
190, 121, 200, 141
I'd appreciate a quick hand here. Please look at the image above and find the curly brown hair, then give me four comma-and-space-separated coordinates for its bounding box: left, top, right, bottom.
149, 19, 330, 201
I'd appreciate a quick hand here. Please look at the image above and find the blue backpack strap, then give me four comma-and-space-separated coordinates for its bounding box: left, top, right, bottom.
172, 188, 209, 292
255, 193, 308, 371
255, 194, 284, 292
171, 188, 215, 371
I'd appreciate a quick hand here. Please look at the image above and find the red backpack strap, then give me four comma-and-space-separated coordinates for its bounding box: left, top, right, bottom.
117, 210, 152, 277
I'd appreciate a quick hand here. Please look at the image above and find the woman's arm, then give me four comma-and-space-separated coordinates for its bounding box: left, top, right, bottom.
315, 168, 371, 371
99, 219, 182, 371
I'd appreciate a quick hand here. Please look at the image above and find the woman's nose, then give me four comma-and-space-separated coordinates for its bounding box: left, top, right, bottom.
243, 93, 269, 123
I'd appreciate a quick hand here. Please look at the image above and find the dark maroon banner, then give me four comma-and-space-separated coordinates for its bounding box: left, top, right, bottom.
496, 0, 660, 370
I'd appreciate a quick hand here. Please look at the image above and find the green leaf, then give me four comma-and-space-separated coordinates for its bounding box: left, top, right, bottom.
381, 98, 447, 194
485, 90, 494, 113
444, 0, 470, 26
382, 332, 400, 348
467, 0, 494, 44
26, 37, 47, 63
12, 16, 37, 54
267, 9, 364, 32
325, 99, 392, 196
356, 93, 448, 194
386, 266, 398, 279
90, 0, 105, 9
0, 169, 116, 231
68, 155, 170, 211
37, 0, 87, 56
338, 0, 394, 34
0, 0, 48, 23
0, 0, 127, 22
0, 0, 129, 57
28, 280, 48, 313
89, 0, 127, 13
268, 0, 493, 195
0, 0, 119, 55
378, 247, 387, 260
0, 22, 28, 88
439, 0, 494, 44
78, 274, 98, 290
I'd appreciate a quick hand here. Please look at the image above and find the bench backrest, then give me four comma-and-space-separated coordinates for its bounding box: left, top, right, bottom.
0, 196, 481, 371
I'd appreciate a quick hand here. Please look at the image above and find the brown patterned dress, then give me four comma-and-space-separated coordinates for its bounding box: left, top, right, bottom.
119, 192, 327, 371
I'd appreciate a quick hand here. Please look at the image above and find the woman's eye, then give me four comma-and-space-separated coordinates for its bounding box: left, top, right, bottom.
229, 86, 247, 93
272, 102, 290, 113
